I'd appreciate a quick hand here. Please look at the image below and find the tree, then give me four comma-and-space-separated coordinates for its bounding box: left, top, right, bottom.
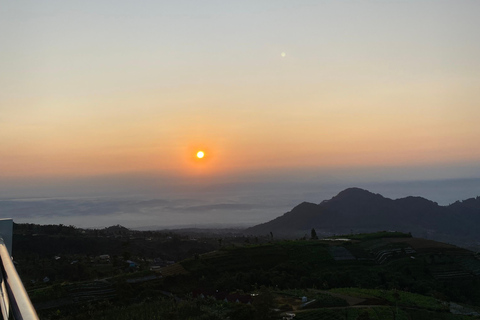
357, 310, 371, 320
310, 228, 318, 240
228, 303, 255, 320
253, 287, 278, 320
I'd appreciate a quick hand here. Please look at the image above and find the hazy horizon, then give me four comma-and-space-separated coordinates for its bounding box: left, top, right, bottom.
2, 175, 480, 229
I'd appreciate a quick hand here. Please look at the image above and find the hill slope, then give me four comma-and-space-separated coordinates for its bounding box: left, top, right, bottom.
245, 188, 480, 247
162, 232, 480, 319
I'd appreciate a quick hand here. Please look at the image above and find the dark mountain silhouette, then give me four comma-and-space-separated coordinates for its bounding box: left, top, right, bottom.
245, 188, 480, 248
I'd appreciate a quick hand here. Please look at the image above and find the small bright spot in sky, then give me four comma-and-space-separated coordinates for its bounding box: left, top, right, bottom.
281, 52, 286, 58
196, 151, 205, 159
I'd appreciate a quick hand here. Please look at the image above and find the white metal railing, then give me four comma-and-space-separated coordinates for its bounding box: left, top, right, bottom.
0, 219, 39, 320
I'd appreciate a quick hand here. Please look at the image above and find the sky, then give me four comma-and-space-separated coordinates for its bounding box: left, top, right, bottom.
1, 1, 480, 228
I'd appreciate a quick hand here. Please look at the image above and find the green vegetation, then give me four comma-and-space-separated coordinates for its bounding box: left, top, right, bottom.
294, 306, 477, 320
294, 307, 476, 320
294, 307, 408, 320
295, 308, 345, 320
11, 224, 480, 319
330, 231, 412, 241
274, 289, 348, 308
302, 294, 348, 309
331, 288, 447, 311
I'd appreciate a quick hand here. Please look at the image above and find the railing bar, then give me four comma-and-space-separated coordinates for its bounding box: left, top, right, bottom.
0, 269, 9, 320
0, 238, 39, 320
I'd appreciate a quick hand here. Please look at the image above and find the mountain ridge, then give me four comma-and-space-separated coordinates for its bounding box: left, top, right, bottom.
245, 188, 480, 249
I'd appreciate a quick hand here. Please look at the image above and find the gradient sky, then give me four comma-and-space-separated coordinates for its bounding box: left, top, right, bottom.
1, 1, 480, 227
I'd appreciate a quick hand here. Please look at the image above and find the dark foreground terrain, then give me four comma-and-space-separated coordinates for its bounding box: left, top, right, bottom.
12, 224, 480, 319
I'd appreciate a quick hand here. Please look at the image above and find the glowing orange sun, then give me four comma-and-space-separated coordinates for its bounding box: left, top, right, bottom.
196, 151, 205, 159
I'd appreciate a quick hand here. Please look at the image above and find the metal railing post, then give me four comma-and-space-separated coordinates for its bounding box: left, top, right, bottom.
0, 219, 39, 320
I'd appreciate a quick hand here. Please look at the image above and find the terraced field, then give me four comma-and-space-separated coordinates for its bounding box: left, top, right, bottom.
32, 232, 480, 320
160, 263, 189, 276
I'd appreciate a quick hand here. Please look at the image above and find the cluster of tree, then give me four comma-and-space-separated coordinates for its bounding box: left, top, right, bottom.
38, 288, 279, 320
13, 224, 480, 319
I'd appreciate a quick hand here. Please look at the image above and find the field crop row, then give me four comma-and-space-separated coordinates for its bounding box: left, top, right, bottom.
330, 288, 447, 311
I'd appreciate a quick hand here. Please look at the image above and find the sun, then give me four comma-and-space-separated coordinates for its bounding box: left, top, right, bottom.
196, 151, 205, 159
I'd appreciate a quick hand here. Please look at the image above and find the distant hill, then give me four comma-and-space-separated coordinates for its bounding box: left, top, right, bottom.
245, 188, 480, 249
